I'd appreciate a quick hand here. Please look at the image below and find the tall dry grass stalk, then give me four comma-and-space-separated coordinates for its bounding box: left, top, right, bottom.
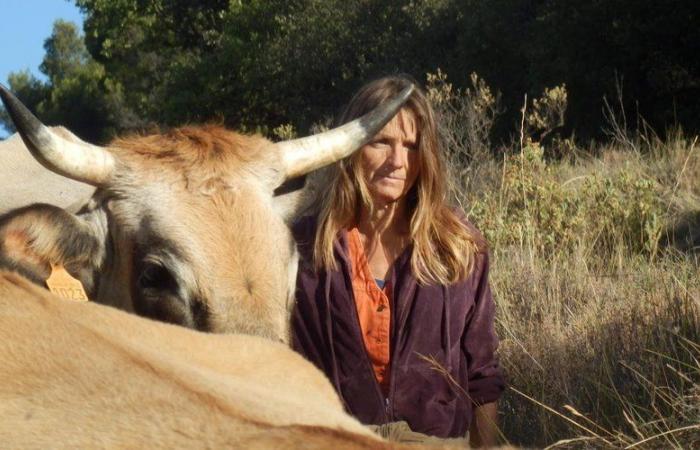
428, 71, 700, 448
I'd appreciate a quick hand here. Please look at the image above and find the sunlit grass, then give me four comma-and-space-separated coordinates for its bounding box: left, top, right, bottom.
457, 136, 700, 448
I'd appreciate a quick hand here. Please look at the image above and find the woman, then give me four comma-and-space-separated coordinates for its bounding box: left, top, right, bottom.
291, 75, 504, 445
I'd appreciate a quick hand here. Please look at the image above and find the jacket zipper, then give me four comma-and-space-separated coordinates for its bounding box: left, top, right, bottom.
348, 285, 391, 422
386, 267, 418, 424
337, 236, 392, 423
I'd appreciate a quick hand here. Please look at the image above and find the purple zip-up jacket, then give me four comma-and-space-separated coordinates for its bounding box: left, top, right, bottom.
291, 216, 505, 438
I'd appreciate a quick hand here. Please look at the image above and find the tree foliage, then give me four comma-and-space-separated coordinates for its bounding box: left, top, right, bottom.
3, 1, 699, 142
451, 0, 700, 137
1, 20, 124, 142
72, 0, 457, 134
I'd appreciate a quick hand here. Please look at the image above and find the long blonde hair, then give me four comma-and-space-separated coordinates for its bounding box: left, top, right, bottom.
314, 75, 482, 285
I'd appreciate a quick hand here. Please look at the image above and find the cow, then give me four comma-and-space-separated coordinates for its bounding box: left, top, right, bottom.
0, 85, 466, 448
0, 83, 411, 343
3, 271, 454, 449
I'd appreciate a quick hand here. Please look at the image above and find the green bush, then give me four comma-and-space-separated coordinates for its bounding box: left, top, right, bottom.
428, 70, 700, 448
469, 141, 665, 259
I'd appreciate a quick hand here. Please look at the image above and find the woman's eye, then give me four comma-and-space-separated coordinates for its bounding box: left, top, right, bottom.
371, 139, 390, 148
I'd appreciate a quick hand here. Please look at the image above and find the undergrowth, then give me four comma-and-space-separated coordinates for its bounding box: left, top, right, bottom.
427, 71, 700, 448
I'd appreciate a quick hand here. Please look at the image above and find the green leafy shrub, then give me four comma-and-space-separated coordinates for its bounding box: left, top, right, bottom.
467, 139, 665, 259
427, 70, 700, 448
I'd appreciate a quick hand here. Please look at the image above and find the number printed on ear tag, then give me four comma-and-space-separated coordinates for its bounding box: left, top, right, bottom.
46, 264, 89, 302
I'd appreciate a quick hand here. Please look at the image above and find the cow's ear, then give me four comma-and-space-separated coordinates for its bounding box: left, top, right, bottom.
0, 204, 106, 291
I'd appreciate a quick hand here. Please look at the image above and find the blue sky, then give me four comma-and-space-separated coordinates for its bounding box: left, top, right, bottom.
1, 0, 85, 85
0, 1, 84, 137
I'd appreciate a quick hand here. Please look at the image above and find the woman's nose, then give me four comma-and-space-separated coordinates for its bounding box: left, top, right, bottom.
386, 144, 405, 167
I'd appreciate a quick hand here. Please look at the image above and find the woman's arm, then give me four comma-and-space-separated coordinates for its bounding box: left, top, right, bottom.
469, 401, 499, 447
462, 250, 505, 445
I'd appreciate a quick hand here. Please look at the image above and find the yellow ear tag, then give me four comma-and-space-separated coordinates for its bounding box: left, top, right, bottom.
46, 263, 89, 302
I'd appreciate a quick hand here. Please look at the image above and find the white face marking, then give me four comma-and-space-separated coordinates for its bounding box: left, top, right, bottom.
99, 175, 295, 338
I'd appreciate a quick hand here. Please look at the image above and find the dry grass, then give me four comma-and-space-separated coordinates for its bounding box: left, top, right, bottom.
430, 71, 700, 448
473, 140, 700, 449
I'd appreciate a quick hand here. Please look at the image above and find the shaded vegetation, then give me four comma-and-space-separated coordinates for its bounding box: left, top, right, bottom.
1, 0, 699, 142
430, 74, 700, 448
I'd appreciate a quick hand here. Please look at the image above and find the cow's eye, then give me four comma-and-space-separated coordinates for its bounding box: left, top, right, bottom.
138, 263, 174, 290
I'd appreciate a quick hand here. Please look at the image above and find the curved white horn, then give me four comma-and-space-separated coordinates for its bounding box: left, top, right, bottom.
0, 84, 116, 186
275, 85, 414, 181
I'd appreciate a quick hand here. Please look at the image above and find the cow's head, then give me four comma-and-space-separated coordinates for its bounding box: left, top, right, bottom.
0, 84, 412, 342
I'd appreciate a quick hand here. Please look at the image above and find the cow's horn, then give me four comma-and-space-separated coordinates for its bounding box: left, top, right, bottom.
275, 85, 414, 181
0, 84, 116, 186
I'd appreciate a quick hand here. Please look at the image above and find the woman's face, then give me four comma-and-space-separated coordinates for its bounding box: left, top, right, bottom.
359, 108, 420, 207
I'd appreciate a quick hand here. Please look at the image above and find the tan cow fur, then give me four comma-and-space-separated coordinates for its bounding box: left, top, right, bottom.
2, 125, 300, 341
1, 271, 449, 449
108, 127, 299, 339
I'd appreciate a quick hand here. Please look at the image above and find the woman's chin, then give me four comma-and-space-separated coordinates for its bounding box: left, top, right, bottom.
370, 191, 406, 207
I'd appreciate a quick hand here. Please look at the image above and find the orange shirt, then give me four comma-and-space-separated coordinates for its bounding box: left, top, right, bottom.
347, 228, 391, 394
